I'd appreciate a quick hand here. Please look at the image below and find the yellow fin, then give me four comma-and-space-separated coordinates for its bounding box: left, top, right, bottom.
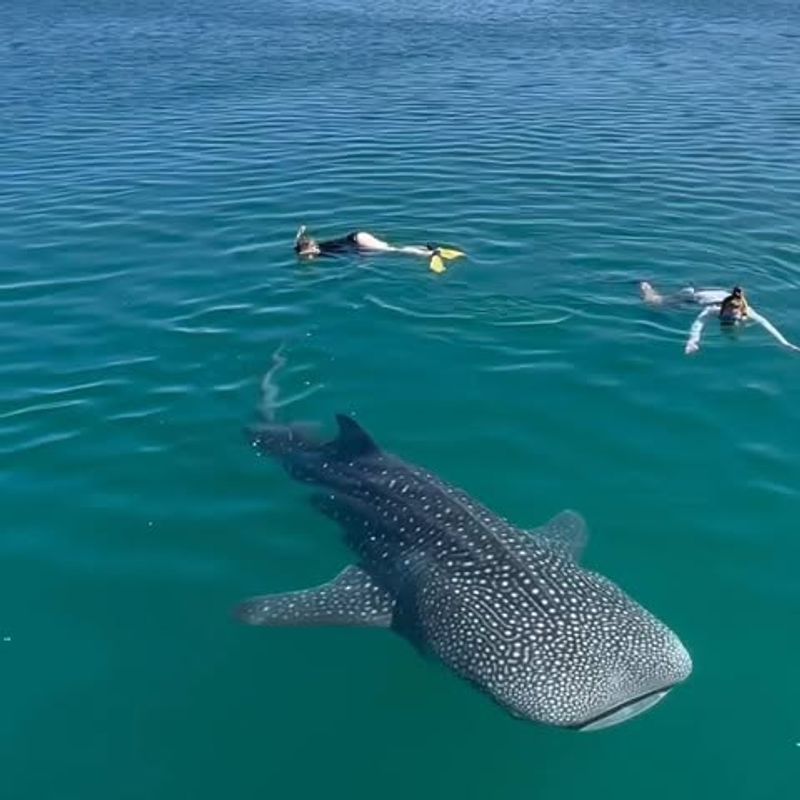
429, 254, 446, 274
437, 247, 465, 261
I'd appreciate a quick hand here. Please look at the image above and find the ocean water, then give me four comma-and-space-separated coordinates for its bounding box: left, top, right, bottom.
2, 0, 799, 797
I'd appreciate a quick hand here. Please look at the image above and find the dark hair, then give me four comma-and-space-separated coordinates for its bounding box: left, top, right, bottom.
732, 286, 742, 297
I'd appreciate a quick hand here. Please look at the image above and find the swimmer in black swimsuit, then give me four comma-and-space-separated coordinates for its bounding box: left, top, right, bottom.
293, 226, 465, 273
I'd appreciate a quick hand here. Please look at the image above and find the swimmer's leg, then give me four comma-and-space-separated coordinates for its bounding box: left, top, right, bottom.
639, 281, 665, 306
640, 282, 696, 308
353, 231, 435, 258
353, 231, 396, 252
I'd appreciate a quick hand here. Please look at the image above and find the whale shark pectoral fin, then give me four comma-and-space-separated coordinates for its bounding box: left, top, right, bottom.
235, 565, 394, 628
526, 510, 588, 562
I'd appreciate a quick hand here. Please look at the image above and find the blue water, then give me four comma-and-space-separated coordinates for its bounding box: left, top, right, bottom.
2, 1, 799, 797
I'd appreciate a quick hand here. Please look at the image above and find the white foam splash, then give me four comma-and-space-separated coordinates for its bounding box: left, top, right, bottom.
259, 343, 287, 422
259, 343, 324, 422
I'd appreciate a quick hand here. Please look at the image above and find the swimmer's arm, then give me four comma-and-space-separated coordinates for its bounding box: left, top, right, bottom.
685, 306, 717, 355
747, 308, 800, 352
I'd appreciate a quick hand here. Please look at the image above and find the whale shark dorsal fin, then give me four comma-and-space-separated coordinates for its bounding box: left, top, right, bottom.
332, 414, 380, 459
235, 565, 394, 628
527, 510, 588, 561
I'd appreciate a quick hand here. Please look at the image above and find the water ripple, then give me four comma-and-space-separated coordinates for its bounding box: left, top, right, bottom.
2, 1, 800, 794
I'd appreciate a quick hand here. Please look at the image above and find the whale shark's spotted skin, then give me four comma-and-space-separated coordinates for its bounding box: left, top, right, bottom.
237, 415, 692, 730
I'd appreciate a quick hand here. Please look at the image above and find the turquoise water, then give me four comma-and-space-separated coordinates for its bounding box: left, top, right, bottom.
2, 0, 800, 797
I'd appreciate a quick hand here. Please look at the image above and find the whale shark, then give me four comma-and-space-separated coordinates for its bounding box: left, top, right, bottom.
237, 414, 692, 731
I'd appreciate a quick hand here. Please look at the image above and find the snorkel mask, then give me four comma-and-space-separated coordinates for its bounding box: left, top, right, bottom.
294, 225, 320, 258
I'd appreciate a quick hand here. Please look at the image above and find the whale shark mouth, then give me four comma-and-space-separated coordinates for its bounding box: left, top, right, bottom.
576, 686, 674, 732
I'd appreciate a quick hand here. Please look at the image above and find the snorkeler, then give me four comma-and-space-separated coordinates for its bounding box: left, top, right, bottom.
639, 281, 800, 355
293, 225, 465, 274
